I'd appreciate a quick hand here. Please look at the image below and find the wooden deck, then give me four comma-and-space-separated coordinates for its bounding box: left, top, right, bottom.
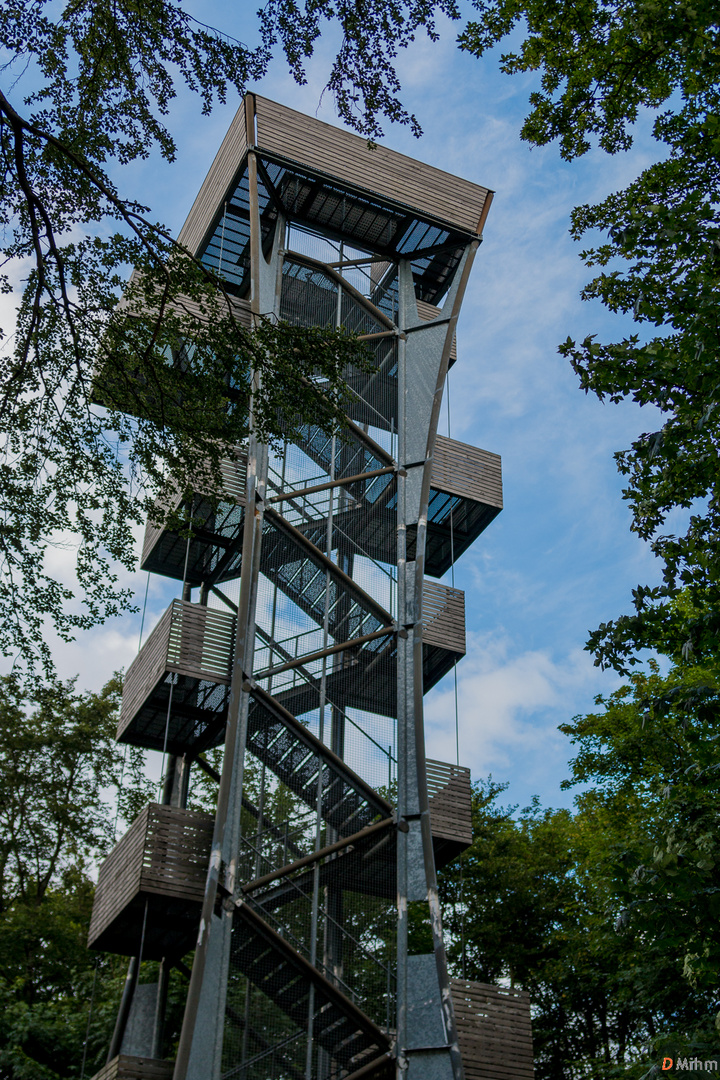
88, 804, 214, 959
88, 761, 468, 961
422, 581, 466, 657
89, 1056, 174, 1080
139, 433, 500, 586
451, 981, 534, 1080
433, 436, 502, 510
254, 96, 492, 238
119, 582, 464, 750
424, 436, 503, 577
140, 451, 247, 582
118, 600, 236, 749
427, 759, 473, 865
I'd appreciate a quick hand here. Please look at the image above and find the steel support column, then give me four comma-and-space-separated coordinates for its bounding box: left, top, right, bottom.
396, 246, 478, 1080
174, 146, 285, 1080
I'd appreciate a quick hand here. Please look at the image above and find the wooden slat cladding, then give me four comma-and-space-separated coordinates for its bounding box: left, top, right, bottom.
118, 601, 235, 742
177, 107, 248, 257
213, 454, 248, 503
170, 292, 251, 328
166, 601, 235, 683
89, 1056, 175, 1080
88, 807, 149, 948
141, 450, 248, 567
140, 804, 213, 902
426, 758, 471, 801
141, 515, 167, 569
117, 273, 252, 328
422, 581, 466, 655
254, 96, 491, 236
432, 436, 502, 509
118, 606, 175, 742
451, 980, 534, 1080
88, 805, 213, 951
426, 759, 472, 849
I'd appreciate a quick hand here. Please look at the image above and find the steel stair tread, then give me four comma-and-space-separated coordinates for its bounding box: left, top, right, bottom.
232, 902, 391, 1069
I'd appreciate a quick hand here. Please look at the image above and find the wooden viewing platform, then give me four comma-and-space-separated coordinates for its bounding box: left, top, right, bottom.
427, 759, 473, 865
89, 759, 473, 960
89, 1058, 174, 1080
450, 981, 535, 1080
140, 450, 247, 584
139, 432, 500, 586
88, 804, 214, 959
117, 600, 236, 753
118, 582, 466, 752
181, 95, 493, 302
424, 436, 503, 576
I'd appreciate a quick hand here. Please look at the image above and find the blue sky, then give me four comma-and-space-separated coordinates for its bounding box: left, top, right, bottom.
26, 5, 668, 810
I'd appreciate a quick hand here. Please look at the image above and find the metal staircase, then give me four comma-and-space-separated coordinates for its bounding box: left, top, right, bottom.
229, 901, 392, 1079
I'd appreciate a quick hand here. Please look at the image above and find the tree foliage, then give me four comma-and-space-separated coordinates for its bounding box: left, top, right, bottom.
452, 7, 720, 1065
0, 675, 153, 1077
460, 0, 720, 673
0, 674, 152, 909
439, 782, 653, 1079
3, 671, 719, 1076
0, 0, 461, 679
440, 765, 719, 1079
562, 658, 720, 1007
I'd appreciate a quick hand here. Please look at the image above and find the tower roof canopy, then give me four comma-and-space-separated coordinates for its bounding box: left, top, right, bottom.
179, 95, 493, 305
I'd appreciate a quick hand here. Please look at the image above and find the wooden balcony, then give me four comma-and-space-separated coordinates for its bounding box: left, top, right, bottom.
427, 759, 472, 867
450, 981, 534, 1080
89, 757, 467, 961
422, 581, 466, 689
91, 285, 252, 429
319, 435, 501, 573
182, 95, 492, 306
422, 435, 503, 577
89, 1056, 174, 1080
137, 433, 499, 590
280, 576, 460, 716
88, 804, 213, 959
120, 581, 464, 751
118, 600, 235, 753
140, 450, 247, 585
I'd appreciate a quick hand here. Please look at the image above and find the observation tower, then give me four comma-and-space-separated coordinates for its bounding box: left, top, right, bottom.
88, 94, 532, 1080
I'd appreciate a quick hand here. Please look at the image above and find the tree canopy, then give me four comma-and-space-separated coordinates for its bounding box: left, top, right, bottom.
0, 675, 154, 1076
0, 0, 462, 679
3, 673, 718, 1078
439, 726, 720, 1078
3, 0, 716, 682
561, 657, 720, 1009
0, 675, 149, 909
460, 0, 720, 673
443, 12, 720, 1061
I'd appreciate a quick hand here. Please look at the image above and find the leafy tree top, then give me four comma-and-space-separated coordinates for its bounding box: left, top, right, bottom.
1, 1, 458, 679
462, 0, 720, 674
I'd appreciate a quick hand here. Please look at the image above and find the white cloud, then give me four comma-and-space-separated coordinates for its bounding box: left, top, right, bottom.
424, 632, 612, 806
